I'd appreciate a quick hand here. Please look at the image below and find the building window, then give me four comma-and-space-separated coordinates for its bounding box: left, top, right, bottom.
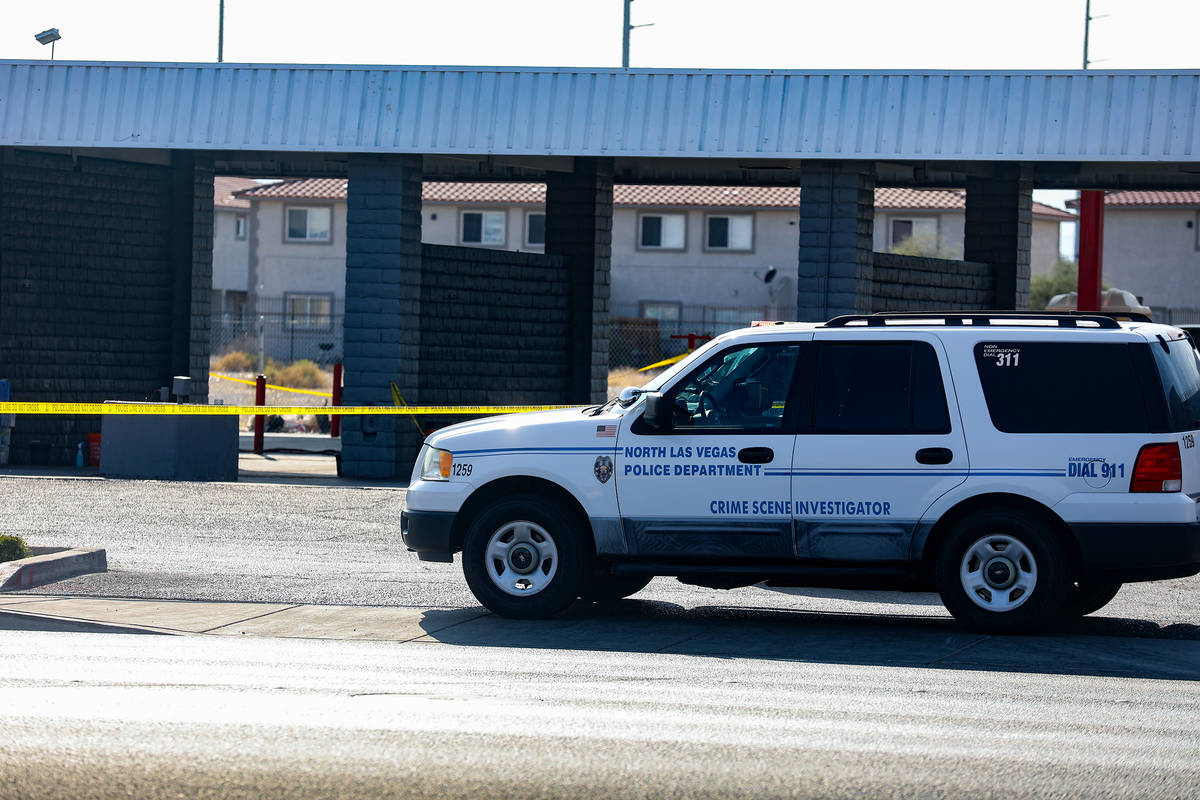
891, 219, 914, 247
235, 214, 247, 240
461, 210, 506, 245
640, 301, 681, 322
526, 212, 546, 247
285, 293, 333, 329
224, 290, 248, 318
639, 213, 686, 250
705, 214, 753, 251
889, 217, 938, 251
285, 206, 332, 243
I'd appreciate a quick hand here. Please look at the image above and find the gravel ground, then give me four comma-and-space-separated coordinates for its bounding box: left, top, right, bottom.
4, 475, 1198, 638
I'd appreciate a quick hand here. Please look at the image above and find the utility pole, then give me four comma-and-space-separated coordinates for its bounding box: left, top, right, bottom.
218, 0, 225, 63
1077, 0, 1106, 312
621, 0, 654, 69
1082, 0, 1090, 69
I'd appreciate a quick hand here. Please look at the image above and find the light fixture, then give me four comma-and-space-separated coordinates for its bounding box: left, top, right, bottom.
754, 266, 778, 284
34, 28, 60, 59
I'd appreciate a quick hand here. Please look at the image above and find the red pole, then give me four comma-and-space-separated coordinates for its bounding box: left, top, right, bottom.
253, 374, 266, 455
1077, 190, 1105, 313
331, 363, 343, 438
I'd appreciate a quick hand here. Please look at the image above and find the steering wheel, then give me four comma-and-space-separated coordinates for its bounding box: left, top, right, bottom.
698, 391, 724, 424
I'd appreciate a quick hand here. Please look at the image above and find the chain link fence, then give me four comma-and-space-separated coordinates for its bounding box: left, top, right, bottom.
212, 298, 344, 365
1156, 307, 1200, 325
608, 303, 768, 371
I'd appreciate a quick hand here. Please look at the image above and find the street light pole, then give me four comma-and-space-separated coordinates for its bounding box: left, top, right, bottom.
622, 0, 631, 69
218, 0, 225, 62
621, 0, 654, 69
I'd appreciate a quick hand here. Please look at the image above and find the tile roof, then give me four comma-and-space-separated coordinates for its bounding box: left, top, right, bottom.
1066, 190, 1200, 208
214, 176, 261, 209
234, 178, 1073, 219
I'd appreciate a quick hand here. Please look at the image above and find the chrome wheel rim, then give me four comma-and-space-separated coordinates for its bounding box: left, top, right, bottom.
960, 533, 1038, 613
485, 520, 559, 597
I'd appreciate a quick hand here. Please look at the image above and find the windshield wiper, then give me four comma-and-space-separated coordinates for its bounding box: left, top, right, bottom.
590, 398, 619, 416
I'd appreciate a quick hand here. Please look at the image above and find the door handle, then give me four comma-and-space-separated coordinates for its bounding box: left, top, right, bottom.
915, 447, 953, 465
738, 447, 774, 464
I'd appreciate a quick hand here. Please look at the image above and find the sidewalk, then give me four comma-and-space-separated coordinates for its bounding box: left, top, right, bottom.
0, 595, 482, 641
0, 452, 407, 488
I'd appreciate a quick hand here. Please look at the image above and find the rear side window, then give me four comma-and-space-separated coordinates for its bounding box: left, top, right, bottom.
974, 342, 1150, 433
812, 341, 951, 434
1150, 338, 1200, 431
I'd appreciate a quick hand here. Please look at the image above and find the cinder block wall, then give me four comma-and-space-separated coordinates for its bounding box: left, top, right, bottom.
871, 253, 994, 311
0, 148, 212, 465
412, 244, 571, 442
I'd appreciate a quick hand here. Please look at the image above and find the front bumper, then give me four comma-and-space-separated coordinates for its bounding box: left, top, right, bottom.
401, 509, 458, 563
1073, 522, 1200, 581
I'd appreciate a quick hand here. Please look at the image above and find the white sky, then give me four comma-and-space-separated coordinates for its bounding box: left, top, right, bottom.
5, 0, 1199, 255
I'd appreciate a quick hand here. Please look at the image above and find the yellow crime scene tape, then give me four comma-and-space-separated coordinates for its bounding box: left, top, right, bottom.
0, 402, 574, 416
209, 372, 334, 398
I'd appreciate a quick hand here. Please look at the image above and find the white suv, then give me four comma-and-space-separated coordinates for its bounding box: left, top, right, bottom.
402, 312, 1200, 633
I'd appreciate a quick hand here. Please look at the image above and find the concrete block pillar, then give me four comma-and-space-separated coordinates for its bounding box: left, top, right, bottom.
342, 154, 423, 479
168, 151, 215, 403
545, 158, 614, 403
965, 164, 1033, 309
795, 163, 876, 321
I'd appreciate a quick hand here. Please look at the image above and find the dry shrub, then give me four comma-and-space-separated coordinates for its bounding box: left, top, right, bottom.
274, 359, 328, 389
212, 350, 256, 373
607, 367, 645, 391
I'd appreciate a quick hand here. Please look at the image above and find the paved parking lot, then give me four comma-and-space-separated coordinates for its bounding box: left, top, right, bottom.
4, 473, 1198, 640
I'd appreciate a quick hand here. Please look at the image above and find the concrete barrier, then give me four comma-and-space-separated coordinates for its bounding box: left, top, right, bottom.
0, 547, 107, 590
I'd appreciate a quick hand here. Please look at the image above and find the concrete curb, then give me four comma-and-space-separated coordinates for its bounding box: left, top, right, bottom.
0, 548, 107, 590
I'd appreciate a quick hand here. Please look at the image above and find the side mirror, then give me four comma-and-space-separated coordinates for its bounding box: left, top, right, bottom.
643, 393, 671, 430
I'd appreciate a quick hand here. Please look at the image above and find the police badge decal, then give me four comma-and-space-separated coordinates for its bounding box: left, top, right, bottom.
593, 455, 613, 484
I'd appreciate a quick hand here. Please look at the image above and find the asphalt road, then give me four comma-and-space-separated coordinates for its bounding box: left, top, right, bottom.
6, 475, 1200, 639
2, 629, 1198, 800
3, 473, 1199, 798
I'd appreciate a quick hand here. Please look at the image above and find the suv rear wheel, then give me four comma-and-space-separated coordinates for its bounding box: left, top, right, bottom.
936, 508, 1069, 634
462, 494, 591, 619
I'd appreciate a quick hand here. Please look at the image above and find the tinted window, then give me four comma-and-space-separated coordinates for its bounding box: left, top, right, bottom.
641, 216, 662, 247
813, 342, 951, 434
974, 342, 1150, 433
670, 343, 800, 430
1150, 338, 1200, 431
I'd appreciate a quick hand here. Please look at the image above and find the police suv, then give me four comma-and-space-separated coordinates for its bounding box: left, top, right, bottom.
401, 312, 1200, 633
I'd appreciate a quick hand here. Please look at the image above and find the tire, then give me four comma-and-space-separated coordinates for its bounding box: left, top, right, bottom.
1063, 580, 1121, 618
461, 494, 592, 619
581, 572, 653, 603
935, 508, 1070, 634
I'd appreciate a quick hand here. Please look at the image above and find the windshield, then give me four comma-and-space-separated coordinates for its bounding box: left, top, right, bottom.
1151, 337, 1200, 431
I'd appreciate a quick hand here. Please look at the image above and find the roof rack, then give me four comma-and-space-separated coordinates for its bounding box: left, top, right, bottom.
823, 311, 1130, 330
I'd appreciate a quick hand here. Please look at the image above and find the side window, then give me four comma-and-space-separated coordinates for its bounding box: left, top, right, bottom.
974, 342, 1150, 433
669, 343, 800, 431
813, 341, 950, 434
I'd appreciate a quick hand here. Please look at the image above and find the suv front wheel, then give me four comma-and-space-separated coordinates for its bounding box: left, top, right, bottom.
462, 494, 592, 619
936, 508, 1069, 634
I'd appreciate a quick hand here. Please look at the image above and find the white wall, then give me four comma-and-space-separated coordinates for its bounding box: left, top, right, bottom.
609, 206, 799, 320
250, 199, 348, 307
1100, 208, 1200, 318
1030, 218, 1063, 277
422, 205, 544, 252
212, 208, 249, 295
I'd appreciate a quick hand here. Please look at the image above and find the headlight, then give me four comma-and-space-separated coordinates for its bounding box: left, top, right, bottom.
420, 446, 453, 481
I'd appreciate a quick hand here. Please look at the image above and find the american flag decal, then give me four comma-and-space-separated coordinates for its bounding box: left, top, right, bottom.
596, 424, 617, 438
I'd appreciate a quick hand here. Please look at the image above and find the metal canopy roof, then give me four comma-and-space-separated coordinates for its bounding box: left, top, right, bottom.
2, 61, 1199, 162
